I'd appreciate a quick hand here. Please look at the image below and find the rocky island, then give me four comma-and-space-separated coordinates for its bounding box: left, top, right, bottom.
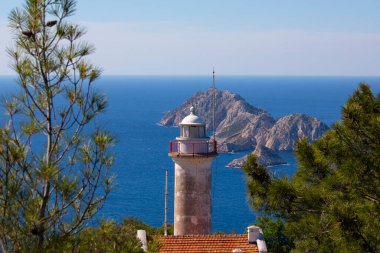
160, 88, 329, 167
227, 145, 287, 167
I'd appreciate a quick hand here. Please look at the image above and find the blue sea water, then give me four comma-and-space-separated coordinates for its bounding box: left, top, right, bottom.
0, 75, 379, 233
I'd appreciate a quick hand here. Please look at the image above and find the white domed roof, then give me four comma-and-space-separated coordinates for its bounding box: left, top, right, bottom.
180, 106, 206, 125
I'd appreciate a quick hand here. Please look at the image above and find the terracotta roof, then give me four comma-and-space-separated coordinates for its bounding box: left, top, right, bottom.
155, 234, 259, 253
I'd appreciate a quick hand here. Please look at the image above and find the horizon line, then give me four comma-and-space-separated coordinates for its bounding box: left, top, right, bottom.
0, 74, 380, 78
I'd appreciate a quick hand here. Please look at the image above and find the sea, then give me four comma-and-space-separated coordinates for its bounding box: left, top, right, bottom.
0, 75, 379, 233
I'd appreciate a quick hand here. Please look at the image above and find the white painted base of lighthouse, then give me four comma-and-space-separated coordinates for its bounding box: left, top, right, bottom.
172, 156, 214, 235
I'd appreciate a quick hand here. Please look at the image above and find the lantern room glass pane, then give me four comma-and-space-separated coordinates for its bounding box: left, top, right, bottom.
190, 126, 199, 138
199, 126, 205, 138
182, 126, 189, 137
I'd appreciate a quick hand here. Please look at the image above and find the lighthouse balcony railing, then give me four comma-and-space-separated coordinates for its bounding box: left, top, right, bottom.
169, 140, 217, 157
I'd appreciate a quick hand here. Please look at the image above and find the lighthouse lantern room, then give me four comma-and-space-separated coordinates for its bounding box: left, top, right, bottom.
169, 106, 217, 235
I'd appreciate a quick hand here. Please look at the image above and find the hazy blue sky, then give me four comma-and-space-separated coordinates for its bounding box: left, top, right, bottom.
1, 0, 379, 75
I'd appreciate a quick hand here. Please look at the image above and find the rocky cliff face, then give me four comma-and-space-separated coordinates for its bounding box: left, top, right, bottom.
160, 89, 329, 163
215, 104, 276, 152
263, 114, 330, 151
227, 146, 286, 168
159, 88, 268, 132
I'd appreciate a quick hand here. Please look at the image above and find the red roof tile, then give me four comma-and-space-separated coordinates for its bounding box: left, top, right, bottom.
156, 234, 259, 253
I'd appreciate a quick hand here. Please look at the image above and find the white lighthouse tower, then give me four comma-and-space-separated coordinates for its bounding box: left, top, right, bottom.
169, 106, 218, 235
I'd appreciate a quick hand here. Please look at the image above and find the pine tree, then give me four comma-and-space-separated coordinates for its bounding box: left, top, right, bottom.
244, 83, 380, 252
0, 0, 114, 251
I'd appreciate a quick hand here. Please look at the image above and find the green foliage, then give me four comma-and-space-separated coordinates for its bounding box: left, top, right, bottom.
243, 155, 272, 210
0, 0, 115, 251
244, 83, 380, 253
43, 218, 165, 253
255, 216, 294, 253
70, 219, 145, 253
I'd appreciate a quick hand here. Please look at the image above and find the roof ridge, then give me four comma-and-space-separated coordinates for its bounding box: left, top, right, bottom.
156, 234, 246, 238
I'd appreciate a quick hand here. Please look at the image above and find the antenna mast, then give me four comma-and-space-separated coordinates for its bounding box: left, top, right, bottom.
164, 168, 168, 236
212, 67, 216, 140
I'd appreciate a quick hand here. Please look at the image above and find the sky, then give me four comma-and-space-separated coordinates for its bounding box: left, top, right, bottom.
1, 0, 380, 76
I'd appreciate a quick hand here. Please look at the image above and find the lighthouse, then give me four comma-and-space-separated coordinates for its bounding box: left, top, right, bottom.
169, 106, 218, 235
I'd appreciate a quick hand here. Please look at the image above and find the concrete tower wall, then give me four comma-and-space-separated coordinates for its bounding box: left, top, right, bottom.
173, 156, 213, 235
